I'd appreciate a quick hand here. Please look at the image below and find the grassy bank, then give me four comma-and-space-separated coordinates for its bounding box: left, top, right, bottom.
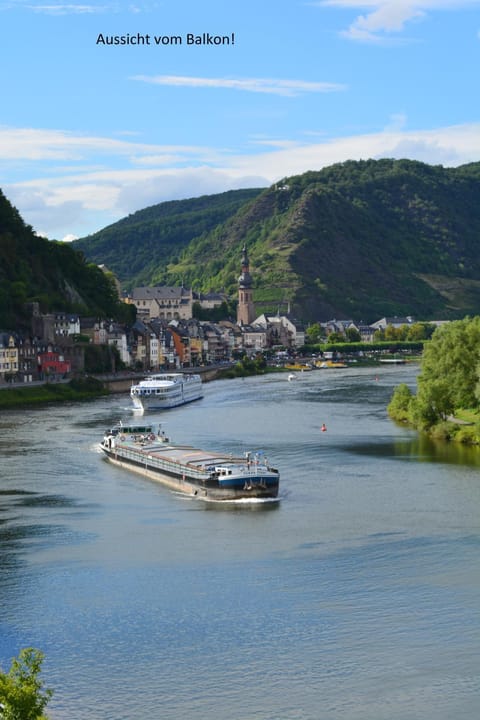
388, 384, 480, 445
386, 317, 480, 447
0, 377, 109, 409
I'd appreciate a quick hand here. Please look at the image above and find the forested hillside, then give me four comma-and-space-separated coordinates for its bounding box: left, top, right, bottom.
73, 188, 262, 289
0, 190, 134, 329
74, 159, 480, 322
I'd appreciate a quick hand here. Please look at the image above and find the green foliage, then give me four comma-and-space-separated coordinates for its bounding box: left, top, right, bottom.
305, 323, 323, 344
220, 354, 267, 378
455, 423, 480, 445
418, 317, 480, 415
73, 189, 262, 290
327, 332, 344, 344
375, 323, 436, 341
0, 189, 131, 329
0, 648, 53, 720
84, 344, 121, 373
0, 378, 108, 408
428, 421, 454, 442
387, 383, 414, 423
306, 340, 424, 354
192, 301, 235, 321
389, 316, 480, 440
345, 327, 361, 342
73, 159, 480, 323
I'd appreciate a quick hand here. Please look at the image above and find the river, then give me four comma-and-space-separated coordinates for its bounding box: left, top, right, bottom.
1, 364, 480, 720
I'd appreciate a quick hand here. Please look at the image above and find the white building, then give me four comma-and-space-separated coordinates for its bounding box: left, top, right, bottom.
54, 312, 81, 336
254, 314, 305, 348
127, 286, 193, 321
0, 333, 18, 381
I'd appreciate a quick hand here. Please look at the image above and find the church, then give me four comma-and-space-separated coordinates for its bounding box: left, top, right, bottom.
236, 244, 305, 349
237, 244, 256, 326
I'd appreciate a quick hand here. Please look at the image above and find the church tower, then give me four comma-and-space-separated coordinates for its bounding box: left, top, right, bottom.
237, 244, 255, 326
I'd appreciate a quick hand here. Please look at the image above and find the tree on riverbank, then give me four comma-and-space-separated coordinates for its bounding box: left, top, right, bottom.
0, 648, 52, 719
388, 316, 480, 442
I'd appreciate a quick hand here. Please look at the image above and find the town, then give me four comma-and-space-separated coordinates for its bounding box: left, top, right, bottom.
0, 244, 437, 384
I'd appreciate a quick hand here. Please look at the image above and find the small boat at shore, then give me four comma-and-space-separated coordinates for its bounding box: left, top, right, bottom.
285, 363, 313, 372
100, 422, 280, 502
316, 360, 348, 369
130, 372, 203, 412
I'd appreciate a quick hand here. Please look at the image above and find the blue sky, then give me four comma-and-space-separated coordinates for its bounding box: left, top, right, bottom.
2, 0, 480, 240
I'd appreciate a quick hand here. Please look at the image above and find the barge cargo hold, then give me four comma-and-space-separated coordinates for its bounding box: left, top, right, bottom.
100, 423, 280, 501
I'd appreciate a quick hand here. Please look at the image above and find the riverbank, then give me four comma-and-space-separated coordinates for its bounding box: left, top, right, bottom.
388, 384, 480, 445
0, 377, 109, 409
0, 366, 230, 409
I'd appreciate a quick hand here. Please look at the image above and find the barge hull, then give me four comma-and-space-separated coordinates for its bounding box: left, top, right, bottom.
102, 449, 279, 501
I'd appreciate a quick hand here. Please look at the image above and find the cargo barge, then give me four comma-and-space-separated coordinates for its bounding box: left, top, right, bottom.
100, 423, 280, 501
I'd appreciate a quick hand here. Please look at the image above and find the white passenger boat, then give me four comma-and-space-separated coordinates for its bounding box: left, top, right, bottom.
100, 422, 280, 501
130, 372, 203, 411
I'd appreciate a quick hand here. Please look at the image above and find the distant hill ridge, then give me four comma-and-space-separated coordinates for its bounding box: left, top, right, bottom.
73, 189, 263, 290
71, 158, 480, 321
75, 160, 480, 322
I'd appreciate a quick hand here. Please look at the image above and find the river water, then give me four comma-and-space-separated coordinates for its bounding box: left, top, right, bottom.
1, 365, 480, 720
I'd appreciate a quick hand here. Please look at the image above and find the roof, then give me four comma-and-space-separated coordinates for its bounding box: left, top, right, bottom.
132, 286, 191, 301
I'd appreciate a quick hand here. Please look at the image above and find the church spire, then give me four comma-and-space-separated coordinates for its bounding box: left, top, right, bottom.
238, 244, 252, 289
237, 244, 255, 326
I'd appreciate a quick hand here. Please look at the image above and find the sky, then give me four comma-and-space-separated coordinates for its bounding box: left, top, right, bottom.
1, 0, 480, 240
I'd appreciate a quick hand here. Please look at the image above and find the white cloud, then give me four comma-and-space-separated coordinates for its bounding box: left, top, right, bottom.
383, 112, 408, 132
131, 74, 346, 97
0, 127, 212, 162
1, 0, 151, 12
315, 0, 480, 41
3, 121, 480, 239
248, 137, 303, 150
26, 3, 109, 13
229, 123, 480, 178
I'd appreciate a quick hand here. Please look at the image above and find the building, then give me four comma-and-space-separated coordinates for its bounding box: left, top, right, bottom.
194, 291, 227, 310
31, 307, 80, 342
17, 336, 40, 382
254, 314, 305, 349
168, 322, 192, 367
53, 312, 81, 337
0, 333, 19, 382
237, 245, 255, 326
240, 325, 268, 354
127, 286, 193, 321
107, 323, 130, 367
370, 316, 415, 331
38, 346, 71, 378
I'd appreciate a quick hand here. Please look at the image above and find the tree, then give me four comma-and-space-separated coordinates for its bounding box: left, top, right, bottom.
418, 317, 480, 412
305, 322, 322, 344
397, 316, 480, 429
387, 383, 413, 423
406, 322, 435, 341
345, 326, 361, 342
0, 648, 53, 720
327, 331, 344, 344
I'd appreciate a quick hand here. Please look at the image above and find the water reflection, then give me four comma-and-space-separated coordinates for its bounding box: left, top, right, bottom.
2, 365, 480, 720
349, 434, 480, 466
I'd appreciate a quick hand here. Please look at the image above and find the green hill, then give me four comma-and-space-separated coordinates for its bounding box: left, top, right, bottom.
6, 159, 480, 328
73, 189, 263, 290
61, 159, 480, 322
0, 190, 134, 329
